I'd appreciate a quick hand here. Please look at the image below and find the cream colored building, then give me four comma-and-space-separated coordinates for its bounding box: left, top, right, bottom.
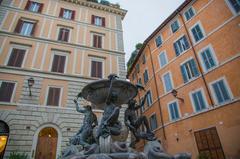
0, 0, 127, 158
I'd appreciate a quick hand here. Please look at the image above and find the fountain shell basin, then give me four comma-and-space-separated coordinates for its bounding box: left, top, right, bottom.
81, 79, 137, 110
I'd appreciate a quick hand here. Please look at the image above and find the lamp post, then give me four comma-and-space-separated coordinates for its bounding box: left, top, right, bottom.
28, 77, 35, 96
171, 89, 184, 102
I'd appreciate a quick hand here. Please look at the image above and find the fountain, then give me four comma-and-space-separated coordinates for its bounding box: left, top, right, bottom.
61, 74, 191, 159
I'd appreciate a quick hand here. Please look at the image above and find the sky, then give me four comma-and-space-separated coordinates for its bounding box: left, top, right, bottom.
109, 0, 185, 62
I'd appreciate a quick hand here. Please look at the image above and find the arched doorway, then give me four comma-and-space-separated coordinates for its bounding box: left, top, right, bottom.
35, 127, 58, 159
0, 120, 9, 159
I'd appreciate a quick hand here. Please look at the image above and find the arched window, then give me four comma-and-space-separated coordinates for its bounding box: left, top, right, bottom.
0, 120, 9, 159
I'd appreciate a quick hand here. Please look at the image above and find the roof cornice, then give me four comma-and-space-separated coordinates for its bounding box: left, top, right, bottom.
61, 0, 127, 19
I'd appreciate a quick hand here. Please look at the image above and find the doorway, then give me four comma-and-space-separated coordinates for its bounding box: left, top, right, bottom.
35, 127, 58, 159
0, 121, 9, 159
194, 127, 225, 159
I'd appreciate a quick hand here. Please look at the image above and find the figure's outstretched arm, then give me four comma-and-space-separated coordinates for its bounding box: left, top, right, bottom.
74, 99, 86, 113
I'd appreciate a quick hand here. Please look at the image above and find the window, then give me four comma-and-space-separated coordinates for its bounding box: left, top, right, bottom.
163, 72, 173, 93
171, 20, 180, 33
0, 81, 15, 103
136, 64, 140, 73
7, 48, 26, 68
184, 7, 195, 21
149, 114, 158, 130
191, 89, 207, 112
138, 78, 142, 85
142, 54, 146, 64
168, 101, 180, 121
155, 35, 162, 47
140, 98, 145, 112
14, 19, 36, 36
211, 79, 232, 104
199, 46, 217, 72
146, 91, 152, 107
59, 8, 75, 20
91, 60, 103, 78
46, 87, 61, 106
173, 35, 190, 56
25, 1, 43, 13
51, 54, 66, 73
93, 34, 103, 48
143, 69, 149, 84
191, 24, 205, 43
58, 28, 70, 42
159, 51, 168, 68
181, 59, 199, 83
228, 0, 240, 13
91, 15, 105, 27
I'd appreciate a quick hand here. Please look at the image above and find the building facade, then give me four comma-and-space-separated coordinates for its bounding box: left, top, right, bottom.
127, 0, 240, 158
0, 0, 126, 158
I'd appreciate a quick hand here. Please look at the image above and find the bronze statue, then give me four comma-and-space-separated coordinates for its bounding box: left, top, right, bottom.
97, 74, 122, 138
70, 99, 98, 147
125, 93, 156, 147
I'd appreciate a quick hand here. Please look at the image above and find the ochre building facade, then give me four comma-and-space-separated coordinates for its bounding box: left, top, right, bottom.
0, 0, 126, 158
127, 0, 240, 159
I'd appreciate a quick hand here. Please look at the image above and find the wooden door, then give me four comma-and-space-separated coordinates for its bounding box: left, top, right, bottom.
35, 127, 58, 159
194, 127, 225, 159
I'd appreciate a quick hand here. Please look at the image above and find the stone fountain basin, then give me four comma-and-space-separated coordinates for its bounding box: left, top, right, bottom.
81, 79, 137, 110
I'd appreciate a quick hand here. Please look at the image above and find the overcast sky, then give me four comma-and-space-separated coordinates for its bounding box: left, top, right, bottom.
109, 0, 185, 62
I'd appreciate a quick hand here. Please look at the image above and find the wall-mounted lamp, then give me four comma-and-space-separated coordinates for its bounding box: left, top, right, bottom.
27, 77, 35, 96
171, 89, 184, 102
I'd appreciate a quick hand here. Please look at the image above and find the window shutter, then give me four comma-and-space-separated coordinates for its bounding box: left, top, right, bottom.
51, 55, 59, 72
58, 28, 63, 41
30, 23, 36, 36
174, 43, 180, 56
102, 17, 105, 27
71, 10, 75, 20
53, 88, 60, 106
47, 88, 54, 105
25, 0, 31, 10
39, 3, 43, 13
0, 82, 15, 102
97, 61, 102, 78
98, 36, 102, 48
64, 29, 69, 42
59, 8, 64, 17
14, 19, 23, 33
183, 36, 190, 49
91, 15, 95, 24
58, 56, 66, 73
15, 49, 25, 67
190, 59, 199, 77
91, 61, 97, 77
93, 35, 97, 47
219, 81, 230, 101
180, 65, 188, 83
7, 49, 18, 66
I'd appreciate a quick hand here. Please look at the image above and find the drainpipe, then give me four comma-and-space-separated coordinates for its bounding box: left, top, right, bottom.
179, 13, 214, 106
147, 44, 166, 140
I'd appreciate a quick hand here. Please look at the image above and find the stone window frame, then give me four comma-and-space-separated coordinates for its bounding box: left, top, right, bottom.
0, 80, 17, 104
189, 21, 206, 44
189, 87, 209, 113
44, 86, 63, 107
161, 71, 174, 94
167, 99, 181, 122
49, 50, 69, 74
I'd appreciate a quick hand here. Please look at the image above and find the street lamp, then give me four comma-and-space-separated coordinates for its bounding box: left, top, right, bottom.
28, 77, 35, 96
171, 89, 184, 102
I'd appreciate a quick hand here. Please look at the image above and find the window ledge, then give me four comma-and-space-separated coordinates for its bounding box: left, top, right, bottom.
0, 102, 17, 106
